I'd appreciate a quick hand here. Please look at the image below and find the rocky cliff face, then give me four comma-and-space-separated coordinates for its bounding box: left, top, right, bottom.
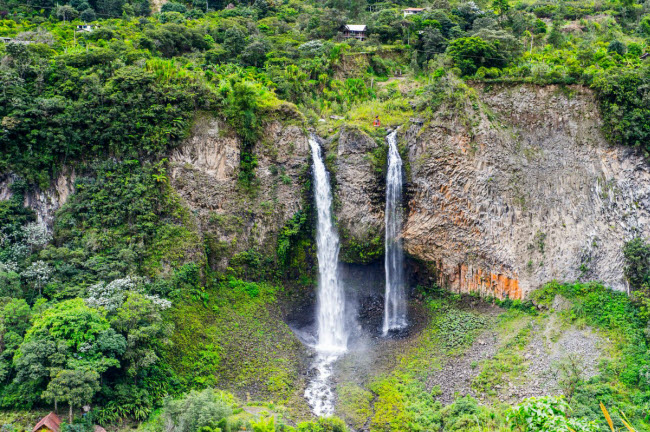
0, 170, 76, 228
169, 115, 311, 271
402, 85, 650, 299
4, 85, 648, 301
329, 127, 385, 263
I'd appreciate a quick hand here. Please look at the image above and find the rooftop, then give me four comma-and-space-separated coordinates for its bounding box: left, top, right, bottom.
33, 413, 62, 432
345, 25, 367, 32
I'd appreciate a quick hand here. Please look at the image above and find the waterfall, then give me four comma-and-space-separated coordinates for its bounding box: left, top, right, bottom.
383, 130, 407, 335
304, 136, 347, 416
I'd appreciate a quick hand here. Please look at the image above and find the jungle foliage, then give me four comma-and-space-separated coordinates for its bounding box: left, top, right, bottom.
1, 0, 650, 428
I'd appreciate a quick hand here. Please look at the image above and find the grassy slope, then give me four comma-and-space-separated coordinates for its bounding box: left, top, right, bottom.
165, 277, 312, 420
333, 284, 650, 432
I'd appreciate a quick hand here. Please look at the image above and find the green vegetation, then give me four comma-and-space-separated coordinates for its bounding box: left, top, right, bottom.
141, 388, 348, 432
166, 276, 304, 405
1, 0, 650, 428
339, 231, 384, 264
333, 279, 650, 431
529, 281, 650, 429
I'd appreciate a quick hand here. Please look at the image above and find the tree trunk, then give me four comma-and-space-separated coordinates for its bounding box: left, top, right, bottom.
55, 399, 58, 414
69, 404, 73, 423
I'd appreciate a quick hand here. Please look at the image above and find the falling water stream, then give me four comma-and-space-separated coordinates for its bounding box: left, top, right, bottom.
383, 130, 407, 334
304, 136, 347, 416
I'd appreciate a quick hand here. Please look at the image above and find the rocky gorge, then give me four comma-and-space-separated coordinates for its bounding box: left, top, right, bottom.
144, 84, 650, 300
3, 84, 649, 300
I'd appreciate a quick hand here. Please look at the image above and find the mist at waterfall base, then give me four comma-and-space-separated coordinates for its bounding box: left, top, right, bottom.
304, 136, 347, 416
383, 130, 408, 334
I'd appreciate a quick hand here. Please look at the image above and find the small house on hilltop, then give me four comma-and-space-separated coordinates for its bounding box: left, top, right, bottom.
33, 412, 62, 432
76, 24, 98, 32
343, 24, 367, 41
403, 7, 424, 17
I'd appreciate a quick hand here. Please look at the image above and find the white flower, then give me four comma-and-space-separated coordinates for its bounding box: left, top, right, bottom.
85, 276, 137, 312
22, 222, 51, 250
85, 276, 172, 311
23, 260, 53, 294
0, 261, 19, 273
145, 294, 172, 310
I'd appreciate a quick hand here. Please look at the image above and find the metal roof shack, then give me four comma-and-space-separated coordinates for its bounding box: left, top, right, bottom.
343, 24, 367, 41
403, 7, 424, 16
76, 24, 99, 32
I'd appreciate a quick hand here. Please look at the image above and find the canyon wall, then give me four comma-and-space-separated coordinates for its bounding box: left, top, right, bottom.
169, 115, 311, 271
402, 85, 650, 299
4, 85, 649, 300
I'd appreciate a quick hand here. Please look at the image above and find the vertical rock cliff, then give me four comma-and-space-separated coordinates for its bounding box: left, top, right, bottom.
169, 115, 311, 271
403, 85, 650, 298
0, 170, 76, 228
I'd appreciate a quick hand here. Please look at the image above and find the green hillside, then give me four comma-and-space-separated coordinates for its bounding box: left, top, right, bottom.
1, 0, 650, 430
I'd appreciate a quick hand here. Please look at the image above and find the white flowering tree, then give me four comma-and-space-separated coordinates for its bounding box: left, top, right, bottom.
85, 276, 171, 312
22, 260, 52, 296
86, 277, 137, 312
84, 276, 173, 382
21, 222, 51, 252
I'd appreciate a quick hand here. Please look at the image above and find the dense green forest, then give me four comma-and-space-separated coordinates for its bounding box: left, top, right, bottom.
1, 0, 650, 428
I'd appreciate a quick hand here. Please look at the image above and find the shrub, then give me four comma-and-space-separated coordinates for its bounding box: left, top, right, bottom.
161, 2, 187, 13
163, 389, 233, 432
607, 40, 626, 56
508, 396, 599, 431
591, 64, 650, 154
623, 237, 650, 290
446, 36, 505, 76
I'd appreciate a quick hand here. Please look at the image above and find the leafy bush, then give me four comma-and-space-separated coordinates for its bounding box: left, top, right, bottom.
436, 309, 487, 349
623, 237, 650, 290
447, 36, 506, 76
591, 64, 650, 155
160, 2, 187, 13
163, 389, 233, 432
508, 396, 599, 431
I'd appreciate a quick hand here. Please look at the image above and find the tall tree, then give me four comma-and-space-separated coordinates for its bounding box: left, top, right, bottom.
13, 299, 125, 404
42, 369, 100, 422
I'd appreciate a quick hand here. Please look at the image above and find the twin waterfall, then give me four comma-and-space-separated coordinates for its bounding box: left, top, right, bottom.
383, 130, 407, 334
305, 131, 407, 416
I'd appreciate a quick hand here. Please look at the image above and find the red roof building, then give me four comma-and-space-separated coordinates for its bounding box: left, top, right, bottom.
33, 413, 62, 432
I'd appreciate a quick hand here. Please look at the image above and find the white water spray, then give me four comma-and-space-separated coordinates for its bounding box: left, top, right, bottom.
304, 136, 347, 416
383, 130, 407, 335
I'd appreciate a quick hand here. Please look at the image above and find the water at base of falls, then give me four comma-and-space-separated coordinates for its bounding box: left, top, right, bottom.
304, 136, 347, 416
304, 352, 340, 417
383, 130, 408, 335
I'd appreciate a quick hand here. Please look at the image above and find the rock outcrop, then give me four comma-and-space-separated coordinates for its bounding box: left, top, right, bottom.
403, 85, 650, 299
169, 116, 310, 271
5, 85, 647, 302
331, 127, 385, 263
0, 170, 76, 228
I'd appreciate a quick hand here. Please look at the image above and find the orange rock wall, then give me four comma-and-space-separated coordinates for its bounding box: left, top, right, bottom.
437, 263, 521, 300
